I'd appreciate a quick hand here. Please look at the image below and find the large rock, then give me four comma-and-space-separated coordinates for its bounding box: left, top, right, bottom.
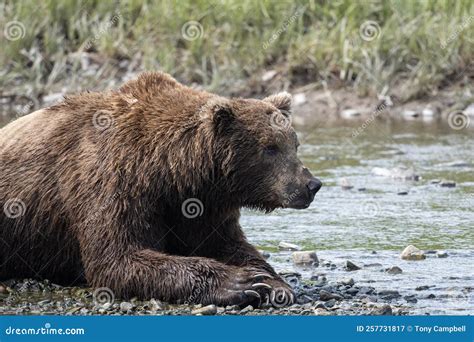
292, 251, 319, 266
400, 245, 426, 260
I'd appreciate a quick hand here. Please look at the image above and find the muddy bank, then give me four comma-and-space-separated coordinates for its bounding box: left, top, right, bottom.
1, 55, 473, 130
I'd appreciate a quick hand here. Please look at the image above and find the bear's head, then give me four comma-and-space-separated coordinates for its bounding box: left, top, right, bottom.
201, 92, 322, 212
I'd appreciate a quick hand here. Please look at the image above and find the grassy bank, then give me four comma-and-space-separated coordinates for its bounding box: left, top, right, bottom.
1, 0, 473, 100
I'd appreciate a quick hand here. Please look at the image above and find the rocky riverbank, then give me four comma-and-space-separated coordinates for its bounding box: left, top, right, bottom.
1, 243, 472, 315
0, 270, 409, 316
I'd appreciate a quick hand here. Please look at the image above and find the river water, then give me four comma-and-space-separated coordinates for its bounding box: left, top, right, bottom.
242, 119, 474, 315
1, 112, 473, 315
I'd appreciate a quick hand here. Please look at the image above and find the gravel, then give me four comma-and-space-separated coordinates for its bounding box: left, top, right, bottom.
0, 264, 413, 316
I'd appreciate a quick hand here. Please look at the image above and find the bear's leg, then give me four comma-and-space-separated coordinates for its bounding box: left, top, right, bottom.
78, 238, 275, 307
214, 240, 296, 306
194, 222, 296, 306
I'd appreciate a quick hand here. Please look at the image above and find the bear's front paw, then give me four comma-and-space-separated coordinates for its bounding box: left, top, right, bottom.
208, 267, 277, 308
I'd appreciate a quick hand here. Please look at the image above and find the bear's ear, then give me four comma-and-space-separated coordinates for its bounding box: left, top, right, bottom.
263, 92, 292, 115
200, 97, 234, 127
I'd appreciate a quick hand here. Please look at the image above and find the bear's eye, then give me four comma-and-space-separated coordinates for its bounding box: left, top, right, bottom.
264, 145, 279, 156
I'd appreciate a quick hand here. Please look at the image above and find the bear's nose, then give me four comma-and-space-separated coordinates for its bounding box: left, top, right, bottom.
307, 178, 322, 195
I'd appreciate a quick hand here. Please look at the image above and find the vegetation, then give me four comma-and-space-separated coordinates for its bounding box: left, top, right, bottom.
1, 0, 473, 99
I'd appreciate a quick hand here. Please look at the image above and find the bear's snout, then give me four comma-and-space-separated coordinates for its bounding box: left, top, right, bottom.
307, 178, 322, 196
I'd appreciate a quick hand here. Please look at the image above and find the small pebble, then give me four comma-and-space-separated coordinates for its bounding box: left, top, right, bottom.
377, 290, 401, 300
370, 304, 393, 315
437, 251, 448, 258
385, 266, 403, 275
340, 109, 362, 119
313, 308, 331, 315
341, 278, 355, 286
440, 181, 456, 188
319, 290, 343, 301
415, 285, 430, 291
191, 304, 217, 316
120, 302, 134, 312
240, 305, 254, 313
278, 242, 301, 251
339, 178, 354, 190
404, 295, 418, 303
344, 260, 361, 271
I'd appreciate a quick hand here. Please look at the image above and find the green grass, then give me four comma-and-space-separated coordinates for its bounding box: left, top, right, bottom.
1, 0, 473, 100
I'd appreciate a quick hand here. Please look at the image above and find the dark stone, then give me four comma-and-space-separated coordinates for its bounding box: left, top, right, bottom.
415, 285, 430, 291
344, 260, 361, 271
377, 290, 401, 300
385, 266, 403, 275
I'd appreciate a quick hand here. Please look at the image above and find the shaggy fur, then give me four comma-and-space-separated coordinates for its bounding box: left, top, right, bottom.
0, 72, 320, 306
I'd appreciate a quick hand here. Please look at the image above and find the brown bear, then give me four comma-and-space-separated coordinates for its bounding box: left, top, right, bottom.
0, 72, 321, 307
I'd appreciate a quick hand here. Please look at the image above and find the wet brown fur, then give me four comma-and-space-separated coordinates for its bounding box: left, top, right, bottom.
0, 72, 307, 305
